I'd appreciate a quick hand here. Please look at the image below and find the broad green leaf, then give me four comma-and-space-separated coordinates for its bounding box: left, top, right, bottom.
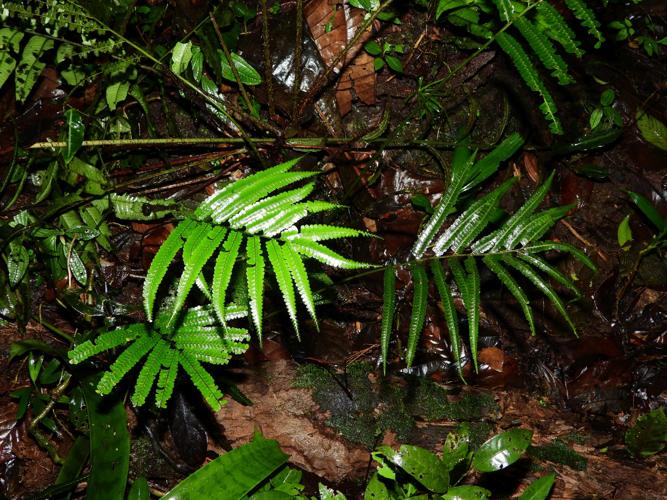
473, 428, 533, 472
406, 264, 428, 368
443, 485, 491, 499
170, 41, 192, 76
375, 444, 450, 493
212, 230, 242, 326
617, 214, 633, 247
385, 55, 403, 73
220, 52, 262, 85
519, 473, 556, 500
63, 109, 84, 164
364, 472, 389, 499
0, 28, 22, 89
82, 376, 130, 500
15, 35, 54, 102
55, 435, 89, 490
163, 433, 288, 499
7, 240, 29, 288
364, 40, 382, 56
628, 191, 665, 231
106, 81, 130, 111
128, 477, 150, 500
625, 408, 667, 458
381, 268, 396, 374
246, 236, 265, 342
66, 246, 88, 286
442, 430, 470, 472
636, 110, 667, 151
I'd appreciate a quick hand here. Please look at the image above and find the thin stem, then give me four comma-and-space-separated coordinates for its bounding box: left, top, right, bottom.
290, 0, 304, 118
209, 11, 254, 114
261, 0, 276, 117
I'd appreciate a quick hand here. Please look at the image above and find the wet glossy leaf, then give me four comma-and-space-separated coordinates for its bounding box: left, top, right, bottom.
28, 353, 43, 384
63, 109, 84, 164
82, 377, 129, 500
7, 240, 29, 288
128, 477, 150, 500
625, 408, 667, 458
617, 214, 633, 248
628, 191, 665, 231
375, 444, 449, 493
442, 431, 470, 471
9, 339, 66, 362
636, 110, 667, 151
472, 428, 533, 472
519, 473, 556, 500
56, 435, 90, 491
106, 81, 130, 111
364, 472, 390, 499
170, 41, 192, 75
318, 484, 347, 499
443, 485, 491, 499
220, 52, 262, 85
163, 433, 288, 499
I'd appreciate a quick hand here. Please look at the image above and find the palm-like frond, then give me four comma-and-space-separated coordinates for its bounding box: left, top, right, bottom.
382, 136, 596, 373
488, 0, 604, 134
143, 157, 373, 343
69, 306, 250, 411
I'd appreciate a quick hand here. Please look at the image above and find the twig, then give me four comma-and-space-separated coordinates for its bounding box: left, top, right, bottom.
261, 0, 276, 117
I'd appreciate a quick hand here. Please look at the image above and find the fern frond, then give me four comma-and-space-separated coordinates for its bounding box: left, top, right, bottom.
155, 349, 179, 409
502, 254, 577, 334
433, 177, 516, 254
97, 333, 158, 395
430, 261, 463, 378
286, 224, 372, 242
463, 257, 481, 373
246, 236, 265, 342
179, 352, 226, 411
483, 255, 535, 335
289, 239, 370, 269
194, 157, 302, 220
411, 147, 474, 258
513, 206, 572, 247
518, 253, 581, 298
536, 2, 585, 58
524, 241, 596, 270
282, 242, 318, 329
266, 240, 299, 337
406, 264, 428, 368
381, 268, 396, 375
131, 339, 169, 407
68, 324, 145, 364
463, 133, 525, 191
229, 183, 314, 228
170, 225, 227, 324
144, 219, 195, 321
212, 230, 244, 326
495, 32, 563, 135
513, 17, 574, 85
564, 0, 604, 48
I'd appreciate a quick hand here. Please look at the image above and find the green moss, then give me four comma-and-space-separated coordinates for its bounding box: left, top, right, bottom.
293, 362, 497, 450
458, 421, 494, 450
528, 439, 587, 471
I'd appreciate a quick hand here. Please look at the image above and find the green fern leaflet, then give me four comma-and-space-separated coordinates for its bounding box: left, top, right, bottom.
143, 157, 373, 342
383, 136, 596, 376
69, 305, 249, 410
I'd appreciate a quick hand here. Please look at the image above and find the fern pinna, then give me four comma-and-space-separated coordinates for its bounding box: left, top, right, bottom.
70, 158, 370, 408
381, 133, 595, 376
69, 305, 249, 410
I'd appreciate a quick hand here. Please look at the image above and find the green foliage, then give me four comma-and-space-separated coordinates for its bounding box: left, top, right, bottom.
69, 305, 250, 410
0, 0, 125, 102
435, 0, 606, 134
365, 427, 548, 499
143, 157, 372, 340
382, 134, 595, 373
527, 438, 587, 470
625, 408, 667, 458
